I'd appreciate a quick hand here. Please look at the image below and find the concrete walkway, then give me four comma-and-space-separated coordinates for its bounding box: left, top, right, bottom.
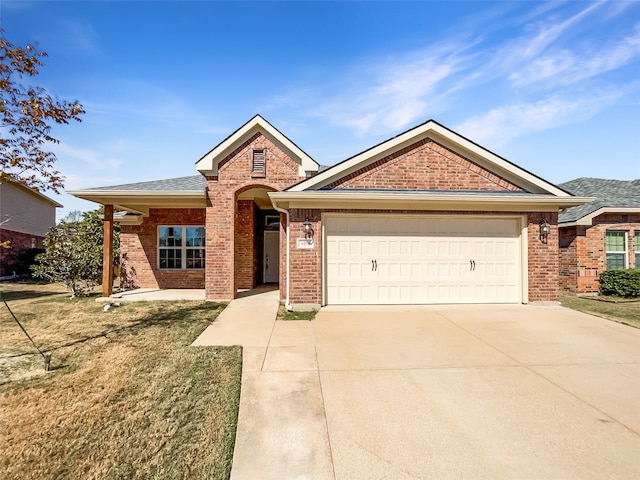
192, 287, 333, 479
193, 295, 640, 480
98, 288, 206, 302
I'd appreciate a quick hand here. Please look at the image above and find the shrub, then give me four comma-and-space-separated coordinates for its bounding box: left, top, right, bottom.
32, 209, 119, 296
599, 269, 640, 298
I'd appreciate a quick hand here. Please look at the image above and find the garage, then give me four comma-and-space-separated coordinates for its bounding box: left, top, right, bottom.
324, 214, 524, 305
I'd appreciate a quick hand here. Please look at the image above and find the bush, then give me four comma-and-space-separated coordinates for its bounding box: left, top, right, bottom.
599, 269, 640, 298
32, 209, 119, 296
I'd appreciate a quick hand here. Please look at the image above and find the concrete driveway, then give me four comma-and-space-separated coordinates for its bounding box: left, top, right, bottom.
195, 294, 640, 480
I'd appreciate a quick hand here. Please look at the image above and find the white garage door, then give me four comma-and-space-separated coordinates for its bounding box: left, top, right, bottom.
325, 215, 522, 305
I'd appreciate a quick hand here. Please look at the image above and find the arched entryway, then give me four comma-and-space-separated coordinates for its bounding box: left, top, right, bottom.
234, 185, 281, 294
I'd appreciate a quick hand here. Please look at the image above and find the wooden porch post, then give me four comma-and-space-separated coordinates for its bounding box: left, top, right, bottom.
102, 204, 114, 297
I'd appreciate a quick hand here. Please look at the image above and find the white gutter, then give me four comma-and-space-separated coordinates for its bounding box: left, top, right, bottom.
271, 203, 292, 311
269, 191, 593, 210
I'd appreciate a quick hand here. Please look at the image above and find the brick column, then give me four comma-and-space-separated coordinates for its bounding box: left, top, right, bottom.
527, 212, 559, 302
206, 178, 235, 300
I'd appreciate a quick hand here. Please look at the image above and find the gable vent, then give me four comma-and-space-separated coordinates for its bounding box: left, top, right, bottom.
252, 149, 266, 175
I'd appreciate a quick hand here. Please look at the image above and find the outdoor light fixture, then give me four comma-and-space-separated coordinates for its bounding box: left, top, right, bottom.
302, 218, 313, 238
539, 219, 551, 243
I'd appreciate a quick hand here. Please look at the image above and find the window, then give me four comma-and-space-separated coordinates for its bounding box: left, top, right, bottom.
158, 226, 205, 269
252, 149, 266, 175
635, 231, 640, 268
605, 230, 627, 270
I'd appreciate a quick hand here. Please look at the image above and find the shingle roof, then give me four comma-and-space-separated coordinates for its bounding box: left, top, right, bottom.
558, 177, 640, 224
86, 175, 205, 192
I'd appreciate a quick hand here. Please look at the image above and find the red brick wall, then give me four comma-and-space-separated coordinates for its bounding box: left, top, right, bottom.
326, 138, 522, 191
527, 212, 559, 302
235, 200, 256, 289
0, 229, 44, 276
205, 132, 305, 300
559, 214, 640, 293
120, 208, 206, 289
284, 209, 559, 305
288, 209, 323, 305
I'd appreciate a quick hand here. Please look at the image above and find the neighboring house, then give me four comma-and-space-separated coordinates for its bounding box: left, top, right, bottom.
558, 178, 640, 294
69, 115, 588, 308
0, 178, 62, 276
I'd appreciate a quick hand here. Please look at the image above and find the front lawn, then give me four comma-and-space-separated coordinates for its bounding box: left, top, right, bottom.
0, 282, 241, 480
560, 293, 640, 329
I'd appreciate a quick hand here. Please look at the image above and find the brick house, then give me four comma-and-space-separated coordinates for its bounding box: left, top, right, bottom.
69, 115, 588, 308
558, 178, 640, 294
0, 178, 62, 277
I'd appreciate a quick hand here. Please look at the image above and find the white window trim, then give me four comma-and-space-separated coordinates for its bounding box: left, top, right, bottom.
605, 230, 628, 270
157, 225, 206, 270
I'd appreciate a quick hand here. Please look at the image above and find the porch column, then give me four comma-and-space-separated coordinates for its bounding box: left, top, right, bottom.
206, 181, 236, 300
102, 204, 114, 297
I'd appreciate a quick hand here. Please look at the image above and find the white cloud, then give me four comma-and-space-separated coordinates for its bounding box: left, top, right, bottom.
454, 89, 625, 147
311, 45, 469, 135
510, 27, 640, 88
272, 1, 639, 148
57, 18, 100, 54
53, 142, 123, 171
521, 1, 604, 58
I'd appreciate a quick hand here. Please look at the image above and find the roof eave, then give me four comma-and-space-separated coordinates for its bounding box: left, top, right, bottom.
1, 178, 63, 208
559, 206, 640, 227
67, 189, 206, 215
269, 191, 592, 213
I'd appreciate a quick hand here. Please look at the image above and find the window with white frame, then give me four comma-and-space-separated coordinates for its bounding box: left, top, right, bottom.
635, 231, 640, 268
158, 226, 205, 269
605, 230, 627, 270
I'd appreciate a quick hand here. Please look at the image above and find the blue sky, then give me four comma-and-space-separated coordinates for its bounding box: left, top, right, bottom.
2, 0, 639, 220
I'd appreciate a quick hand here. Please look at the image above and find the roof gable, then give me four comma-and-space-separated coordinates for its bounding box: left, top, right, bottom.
288, 119, 569, 196
196, 114, 319, 177
322, 136, 523, 192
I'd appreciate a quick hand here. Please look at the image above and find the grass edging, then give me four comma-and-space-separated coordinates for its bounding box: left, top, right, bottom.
560, 293, 640, 329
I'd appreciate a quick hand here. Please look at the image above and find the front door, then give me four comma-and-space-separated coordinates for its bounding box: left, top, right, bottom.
263, 231, 279, 283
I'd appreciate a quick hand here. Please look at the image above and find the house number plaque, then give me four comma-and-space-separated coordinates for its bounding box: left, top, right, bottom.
296, 238, 315, 249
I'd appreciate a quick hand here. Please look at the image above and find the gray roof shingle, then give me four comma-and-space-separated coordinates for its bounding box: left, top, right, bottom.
558, 177, 640, 223
87, 175, 205, 192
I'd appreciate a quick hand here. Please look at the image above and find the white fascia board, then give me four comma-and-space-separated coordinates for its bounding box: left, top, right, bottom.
559, 207, 640, 227
67, 190, 206, 214
114, 214, 144, 225
269, 191, 592, 212
195, 115, 318, 176
68, 189, 205, 201
289, 121, 568, 196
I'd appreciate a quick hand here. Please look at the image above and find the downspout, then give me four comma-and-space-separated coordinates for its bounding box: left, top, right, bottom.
271, 202, 292, 311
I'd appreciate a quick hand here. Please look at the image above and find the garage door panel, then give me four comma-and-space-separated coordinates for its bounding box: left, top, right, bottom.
325, 216, 521, 305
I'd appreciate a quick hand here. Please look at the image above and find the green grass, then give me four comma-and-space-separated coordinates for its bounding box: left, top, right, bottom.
277, 304, 317, 321
0, 282, 241, 480
560, 293, 640, 329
